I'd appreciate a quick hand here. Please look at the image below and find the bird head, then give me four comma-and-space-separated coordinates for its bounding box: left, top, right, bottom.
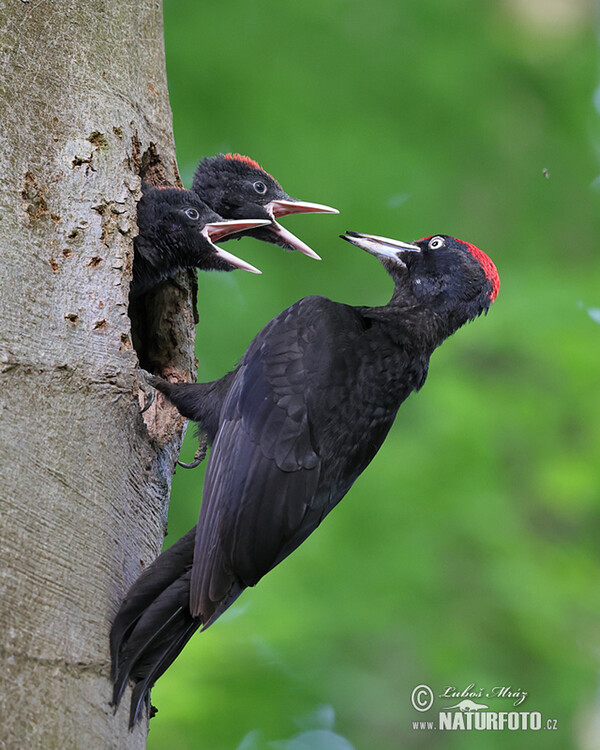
192, 153, 338, 260
137, 185, 270, 274
341, 231, 499, 324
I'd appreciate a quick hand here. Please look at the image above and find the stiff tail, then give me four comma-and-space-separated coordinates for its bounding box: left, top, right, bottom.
110, 527, 196, 678
110, 529, 199, 727
110, 521, 247, 727
128, 615, 199, 727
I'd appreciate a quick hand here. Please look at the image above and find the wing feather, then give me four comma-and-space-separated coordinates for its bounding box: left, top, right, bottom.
189, 297, 372, 622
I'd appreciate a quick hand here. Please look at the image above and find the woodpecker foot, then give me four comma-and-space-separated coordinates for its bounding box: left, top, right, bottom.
140, 389, 155, 414
177, 433, 208, 469
138, 369, 158, 414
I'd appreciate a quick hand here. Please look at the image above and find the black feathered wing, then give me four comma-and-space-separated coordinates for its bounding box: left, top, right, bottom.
189, 297, 368, 623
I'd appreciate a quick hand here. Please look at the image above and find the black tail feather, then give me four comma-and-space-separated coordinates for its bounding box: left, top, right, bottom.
110, 522, 247, 727
128, 619, 199, 728
110, 527, 196, 680
112, 603, 188, 709
110, 529, 200, 726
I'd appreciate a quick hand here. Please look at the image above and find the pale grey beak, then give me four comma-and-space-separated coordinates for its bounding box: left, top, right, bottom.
203, 219, 270, 274
264, 198, 339, 260
204, 218, 271, 242
268, 198, 339, 217
341, 231, 421, 268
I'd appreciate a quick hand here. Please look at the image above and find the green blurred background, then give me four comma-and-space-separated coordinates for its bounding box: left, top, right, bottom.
149, 1, 600, 748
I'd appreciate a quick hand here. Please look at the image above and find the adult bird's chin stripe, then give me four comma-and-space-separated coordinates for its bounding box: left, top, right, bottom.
213, 246, 262, 274
341, 232, 420, 260
269, 222, 322, 260
268, 198, 339, 218
204, 219, 270, 243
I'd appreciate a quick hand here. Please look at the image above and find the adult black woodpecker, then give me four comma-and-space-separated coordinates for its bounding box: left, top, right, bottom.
111, 232, 500, 726
130, 183, 270, 297
192, 153, 338, 260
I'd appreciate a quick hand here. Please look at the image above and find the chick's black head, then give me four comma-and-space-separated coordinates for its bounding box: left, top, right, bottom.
192, 153, 337, 259
192, 153, 286, 219
131, 185, 264, 296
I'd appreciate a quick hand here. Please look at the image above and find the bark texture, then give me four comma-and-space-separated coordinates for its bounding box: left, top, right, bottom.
0, 2, 194, 747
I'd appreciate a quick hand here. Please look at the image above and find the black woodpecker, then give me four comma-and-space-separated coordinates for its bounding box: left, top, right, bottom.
192, 153, 338, 260
130, 183, 269, 297
113, 232, 500, 726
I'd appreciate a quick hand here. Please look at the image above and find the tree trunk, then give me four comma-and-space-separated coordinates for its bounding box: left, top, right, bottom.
0, 2, 193, 747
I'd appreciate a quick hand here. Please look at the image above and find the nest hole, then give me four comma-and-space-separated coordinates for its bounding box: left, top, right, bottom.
128, 141, 196, 375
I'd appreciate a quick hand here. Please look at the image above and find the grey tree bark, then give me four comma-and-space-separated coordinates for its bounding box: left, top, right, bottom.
0, 2, 194, 747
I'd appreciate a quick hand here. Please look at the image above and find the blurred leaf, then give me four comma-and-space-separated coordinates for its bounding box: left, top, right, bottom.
237, 730, 265, 750
294, 704, 336, 732
585, 306, 600, 324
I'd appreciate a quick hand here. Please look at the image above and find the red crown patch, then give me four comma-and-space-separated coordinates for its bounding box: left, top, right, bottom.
224, 153, 263, 171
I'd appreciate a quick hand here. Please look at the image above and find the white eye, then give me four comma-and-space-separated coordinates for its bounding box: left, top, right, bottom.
253, 181, 267, 195
185, 208, 200, 220
428, 236, 445, 250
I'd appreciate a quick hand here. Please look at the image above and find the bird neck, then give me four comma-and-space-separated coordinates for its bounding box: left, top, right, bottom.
365, 286, 464, 354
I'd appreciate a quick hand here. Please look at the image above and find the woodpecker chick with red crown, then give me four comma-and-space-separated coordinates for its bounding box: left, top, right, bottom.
192, 153, 338, 260
112, 231, 499, 726
130, 183, 270, 297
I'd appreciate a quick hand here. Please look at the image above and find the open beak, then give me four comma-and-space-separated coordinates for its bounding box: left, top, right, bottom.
340, 231, 421, 268
204, 218, 271, 243
204, 219, 270, 274
268, 199, 339, 218
264, 198, 339, 261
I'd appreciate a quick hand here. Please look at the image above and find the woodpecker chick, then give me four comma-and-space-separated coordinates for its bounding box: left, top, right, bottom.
192, 153, 338, 260
130, 183, 270, 297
